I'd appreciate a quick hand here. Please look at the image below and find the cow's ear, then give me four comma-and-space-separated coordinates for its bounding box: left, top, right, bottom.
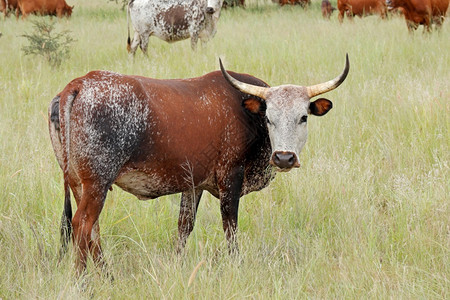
309, 98, 333, 116
243, 97, 266, 115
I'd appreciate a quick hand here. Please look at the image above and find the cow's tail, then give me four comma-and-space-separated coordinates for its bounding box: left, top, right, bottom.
126, 0, 132, 52
56, 88, 78, 260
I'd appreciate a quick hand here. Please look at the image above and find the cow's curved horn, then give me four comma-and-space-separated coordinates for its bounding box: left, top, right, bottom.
306, 54, 350, 98
219, 58, 269, 100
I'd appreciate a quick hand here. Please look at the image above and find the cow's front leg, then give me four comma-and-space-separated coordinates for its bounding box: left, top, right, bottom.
406, 20, 418, 32
190, 34, 199, 51
219, 166, 244, 254
177, 188, 203, 253
338, 9, 345, 22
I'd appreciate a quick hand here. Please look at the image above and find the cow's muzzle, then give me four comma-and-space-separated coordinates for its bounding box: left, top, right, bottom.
206, 7, 215, 14
270, 151, 300, 170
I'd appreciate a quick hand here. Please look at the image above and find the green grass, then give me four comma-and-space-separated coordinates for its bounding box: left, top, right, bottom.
0, 0, 449, 298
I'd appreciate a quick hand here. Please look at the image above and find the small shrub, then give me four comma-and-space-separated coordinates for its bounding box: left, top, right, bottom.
21, 20, 75, 68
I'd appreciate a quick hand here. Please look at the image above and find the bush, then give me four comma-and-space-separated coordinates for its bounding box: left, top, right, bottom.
21, 20, 75, 68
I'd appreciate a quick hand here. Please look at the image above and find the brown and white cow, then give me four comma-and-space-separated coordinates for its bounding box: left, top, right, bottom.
18, 0, 73, 18
337, 0, 387, 22
127, 0, 224, 57
49, 56, 349, 274
387, 0, 449, 32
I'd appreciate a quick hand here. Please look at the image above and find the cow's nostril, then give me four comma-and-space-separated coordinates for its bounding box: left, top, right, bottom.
206, 7, 215, 14
272, 151, 297, 169
273, 153, 281, 164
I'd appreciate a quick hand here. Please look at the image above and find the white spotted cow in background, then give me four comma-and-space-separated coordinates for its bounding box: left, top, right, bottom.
127, 0, 224, 57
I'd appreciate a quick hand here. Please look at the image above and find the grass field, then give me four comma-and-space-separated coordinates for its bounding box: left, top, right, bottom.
0, 0, 449, 298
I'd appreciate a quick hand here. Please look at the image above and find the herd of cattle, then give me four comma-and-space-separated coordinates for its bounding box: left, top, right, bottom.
337, 0, 449, 31
1, 0, 449, 34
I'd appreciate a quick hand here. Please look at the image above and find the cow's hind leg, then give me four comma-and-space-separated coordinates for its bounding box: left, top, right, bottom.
71, 180, 108, 276
432, 15, 443, 31
177, 189, 203, 253
90, 218, 111, 277
423, 17, 432, 33
139, 33, 150, 56
380, 7, 387, 19
59, 173, 82, 260
128, 31, 141, 58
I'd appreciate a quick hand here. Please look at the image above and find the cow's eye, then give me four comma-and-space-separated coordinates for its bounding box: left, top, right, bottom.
299, 115, 308, 124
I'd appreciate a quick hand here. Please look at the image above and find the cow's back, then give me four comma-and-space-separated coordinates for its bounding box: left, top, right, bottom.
19, 0, 52, 14
339, 0, 386, 15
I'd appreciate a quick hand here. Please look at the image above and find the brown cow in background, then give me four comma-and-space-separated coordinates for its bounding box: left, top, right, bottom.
338, 0, 387, 22
18, 0, 73, 18
322, 0, 337, 18
387, 0, 449, 31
